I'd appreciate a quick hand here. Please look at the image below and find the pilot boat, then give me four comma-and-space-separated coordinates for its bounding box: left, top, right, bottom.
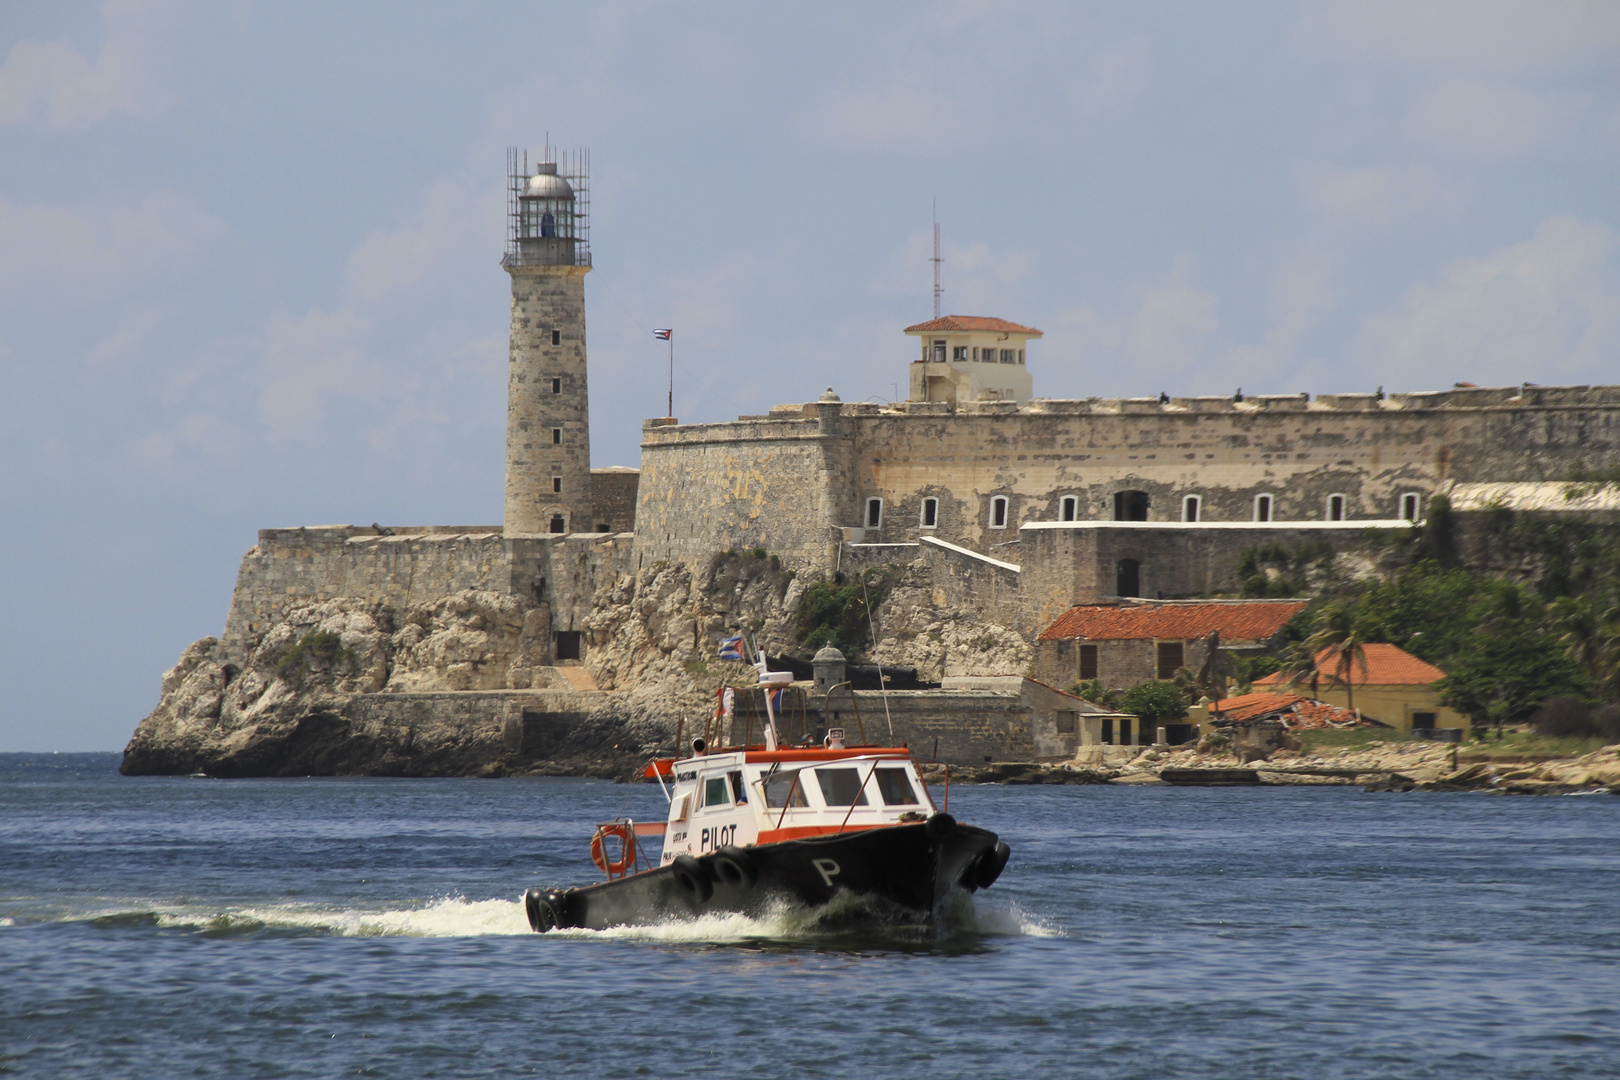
522, 664, 1010, 933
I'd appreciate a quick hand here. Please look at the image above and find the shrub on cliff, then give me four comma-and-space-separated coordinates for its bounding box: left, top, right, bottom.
276, 630, 355, 688
797, 570, 886, 657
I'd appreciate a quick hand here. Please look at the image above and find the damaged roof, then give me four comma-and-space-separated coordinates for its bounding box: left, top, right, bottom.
1212, 691, 1371, 729
1038, 600, 1308, 642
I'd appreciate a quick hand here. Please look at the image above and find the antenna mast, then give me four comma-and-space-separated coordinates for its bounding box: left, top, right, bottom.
931, 200, 943, 319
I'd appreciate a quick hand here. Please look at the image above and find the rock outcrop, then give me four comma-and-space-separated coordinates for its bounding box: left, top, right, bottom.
124, 551, 1032, 777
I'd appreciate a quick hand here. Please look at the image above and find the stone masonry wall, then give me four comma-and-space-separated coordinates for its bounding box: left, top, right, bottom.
634, 385, 1620, 575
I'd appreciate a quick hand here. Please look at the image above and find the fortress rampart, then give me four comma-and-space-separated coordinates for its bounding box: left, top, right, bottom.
637, 384, 1620, 571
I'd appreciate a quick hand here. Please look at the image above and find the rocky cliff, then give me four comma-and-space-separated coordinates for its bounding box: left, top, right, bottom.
123, 550, 1031, 777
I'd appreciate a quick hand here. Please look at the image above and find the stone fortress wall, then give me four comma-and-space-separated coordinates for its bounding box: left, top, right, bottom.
637, 383, 1620, 574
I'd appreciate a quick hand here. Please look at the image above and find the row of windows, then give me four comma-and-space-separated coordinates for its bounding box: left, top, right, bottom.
923, 340, 1026, 365
1074, 642, 1184, 682
862, 493, 1425, 530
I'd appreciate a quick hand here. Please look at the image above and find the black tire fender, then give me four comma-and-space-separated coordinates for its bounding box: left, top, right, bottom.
711, 845, 758, 889
524, 888, 561, 933
971, 841, 1012, 890
925, 811, 957, 842
671, 854, 714, 903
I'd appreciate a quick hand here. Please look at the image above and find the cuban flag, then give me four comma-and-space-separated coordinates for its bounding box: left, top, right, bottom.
718, 636, 744, 660
652, 328, 672, 341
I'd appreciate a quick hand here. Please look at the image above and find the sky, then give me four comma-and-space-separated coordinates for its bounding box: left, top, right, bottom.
2, 1, 1617, 751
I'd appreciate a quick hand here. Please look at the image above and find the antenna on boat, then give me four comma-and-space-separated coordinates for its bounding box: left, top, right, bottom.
748, 631, 784, 752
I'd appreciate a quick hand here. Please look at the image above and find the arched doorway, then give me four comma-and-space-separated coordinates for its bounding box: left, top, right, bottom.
1113, 490, 1149, 521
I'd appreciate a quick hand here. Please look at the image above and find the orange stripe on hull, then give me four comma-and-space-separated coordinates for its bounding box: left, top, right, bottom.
756, 823, 889, 843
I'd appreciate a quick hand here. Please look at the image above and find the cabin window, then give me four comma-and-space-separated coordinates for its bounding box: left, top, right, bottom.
1183, 495, 1200, 522
728, 770, 748, 804
1060, 496, 1078, 521
703, 776, 731, 808
1156, 641, 1185, 680
815, 768, 870, 807
1401, 493, 1422, 522
1079, 644, 1098, 681
920, 497, 939, 528
1055, 712, 1077, 735
865, 497, 883, 529
874, 768, 919, 805
762, 770, 809, 808
989, 496, 1009, 529
1254, 494, 1273, 522
1327, 493, 1345, 521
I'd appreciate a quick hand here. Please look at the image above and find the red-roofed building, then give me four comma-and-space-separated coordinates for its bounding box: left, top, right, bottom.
1251, 643, 1463, 735
904, 315, 1041, 406
1035, 598, 1306, 694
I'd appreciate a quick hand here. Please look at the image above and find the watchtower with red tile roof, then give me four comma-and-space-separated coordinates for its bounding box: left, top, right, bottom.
905, 316, 1040, 405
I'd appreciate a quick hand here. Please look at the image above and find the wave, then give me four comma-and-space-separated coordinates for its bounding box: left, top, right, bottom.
28, 890, 1059, 943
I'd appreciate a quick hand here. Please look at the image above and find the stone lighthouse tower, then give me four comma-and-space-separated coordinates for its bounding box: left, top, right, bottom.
503, 150, 592, 535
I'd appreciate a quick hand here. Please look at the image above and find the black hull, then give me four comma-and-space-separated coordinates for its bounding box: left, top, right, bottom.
525, 815, 1006, 932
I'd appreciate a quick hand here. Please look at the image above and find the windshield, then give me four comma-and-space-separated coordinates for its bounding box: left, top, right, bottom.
762, 769, 809, 809
815, 767, 870, 807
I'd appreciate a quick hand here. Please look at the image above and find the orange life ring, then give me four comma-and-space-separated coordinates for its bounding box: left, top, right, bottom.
590, 822, 637, 878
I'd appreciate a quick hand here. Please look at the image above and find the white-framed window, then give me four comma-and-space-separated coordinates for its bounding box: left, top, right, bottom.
865, 497, 883, 529
1327, 493, 1346, 521
989, 496, 1009, 529
1400, 492, 1422, 522
952, 345, 968, 361
920, 497, 939, 529
1060, 496, 1078, 522
1182, 495, 1201, 522
932, 340, 946, 362
1254, 493, 1273, 522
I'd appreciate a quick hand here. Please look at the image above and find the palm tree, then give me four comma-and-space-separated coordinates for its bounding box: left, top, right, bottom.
1297, 603, 1369, 715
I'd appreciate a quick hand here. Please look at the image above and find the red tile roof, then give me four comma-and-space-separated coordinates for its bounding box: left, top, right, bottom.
1254, 643, 1446, 687
1038, 601, 1308, 642
904, 315, 1043, 336
1212, 691, 1367, 729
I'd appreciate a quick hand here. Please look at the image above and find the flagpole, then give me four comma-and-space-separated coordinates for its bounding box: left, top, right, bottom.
667, 337, 673, 418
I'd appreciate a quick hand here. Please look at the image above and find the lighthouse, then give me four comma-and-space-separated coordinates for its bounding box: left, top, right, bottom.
503, 150, 592, 535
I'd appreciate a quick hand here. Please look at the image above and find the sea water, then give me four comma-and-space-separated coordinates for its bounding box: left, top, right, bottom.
2, 753, 1617, 1079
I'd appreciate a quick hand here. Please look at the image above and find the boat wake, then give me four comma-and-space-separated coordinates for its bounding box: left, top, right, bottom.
18, 891, 1058, 943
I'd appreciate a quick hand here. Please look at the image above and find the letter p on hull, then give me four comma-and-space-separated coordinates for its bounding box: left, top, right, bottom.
812, 858, 841, 888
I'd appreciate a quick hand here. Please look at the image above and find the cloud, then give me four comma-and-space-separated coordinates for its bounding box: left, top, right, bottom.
344, 177, 499, 306
1299, 0, 1620, 77
0, 1, 165, 128
255, 307, 375, 440
1300, 164, 1440, 223
1046, 255, 1220, 392
1354, 216, 1619, 385
1407, 80, 1586, 159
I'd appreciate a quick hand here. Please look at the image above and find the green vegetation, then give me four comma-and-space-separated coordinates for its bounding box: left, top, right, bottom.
276, 630, 354, 688
796, 569, 888, 657
1069, 679, 1120, 710
1238, 538, 1335, 598
1118, 680, 1188, 722
1233, 500, 1620, 735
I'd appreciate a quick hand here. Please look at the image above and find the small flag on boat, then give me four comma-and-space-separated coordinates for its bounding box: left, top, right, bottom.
652, 328, 672, 341
718, 636, 744, 660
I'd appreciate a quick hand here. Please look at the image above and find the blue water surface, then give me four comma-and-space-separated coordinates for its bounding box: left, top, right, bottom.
2, 752, 1617, 1079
